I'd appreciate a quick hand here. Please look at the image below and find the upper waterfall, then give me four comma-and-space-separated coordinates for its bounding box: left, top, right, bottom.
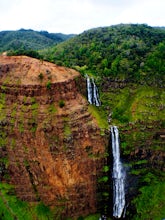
87, 76, 93, 104
86, 75, 101, 106
111, 126, 126, 218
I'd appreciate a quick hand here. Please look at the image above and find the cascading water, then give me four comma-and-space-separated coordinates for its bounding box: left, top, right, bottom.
92, 78, 101, 106
87, 76, 93, 104
86, 75, 101, 106
111, 126, 126, 219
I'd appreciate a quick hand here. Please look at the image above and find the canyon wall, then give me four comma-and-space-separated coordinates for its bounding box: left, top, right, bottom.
0, 56, 106, 218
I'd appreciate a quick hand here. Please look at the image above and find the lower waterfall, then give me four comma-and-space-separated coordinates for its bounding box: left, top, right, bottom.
111, 126, 126, 219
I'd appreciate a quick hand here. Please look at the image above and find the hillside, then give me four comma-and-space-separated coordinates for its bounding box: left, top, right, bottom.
42, 24, 165, 84
0, 29, 75, 52
41, 24, 165, 219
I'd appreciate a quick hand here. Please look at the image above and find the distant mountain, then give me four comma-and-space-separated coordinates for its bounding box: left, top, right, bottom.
154, 26, 165, 30
0, 29, 75, 52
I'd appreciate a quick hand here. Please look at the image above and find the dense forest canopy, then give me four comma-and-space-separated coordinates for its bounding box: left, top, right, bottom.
41, 24, 165, 84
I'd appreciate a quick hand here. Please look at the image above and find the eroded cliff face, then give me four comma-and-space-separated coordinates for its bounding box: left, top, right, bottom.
0, 55, 106, 218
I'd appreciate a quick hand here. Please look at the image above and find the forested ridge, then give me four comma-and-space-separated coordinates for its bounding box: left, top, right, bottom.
42, 24, 165, 84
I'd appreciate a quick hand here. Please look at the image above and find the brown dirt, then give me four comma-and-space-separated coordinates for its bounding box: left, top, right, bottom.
0, 55, 79, 85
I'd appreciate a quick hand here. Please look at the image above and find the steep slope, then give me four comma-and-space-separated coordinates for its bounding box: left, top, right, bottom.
0, 29, 75, 52
0, 55, 106, 218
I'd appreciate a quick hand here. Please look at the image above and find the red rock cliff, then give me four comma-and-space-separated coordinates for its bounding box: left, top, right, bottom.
0, 56, 106, 218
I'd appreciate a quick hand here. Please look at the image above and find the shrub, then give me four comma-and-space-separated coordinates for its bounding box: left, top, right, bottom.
59, 100, 65, 108
46, 81, 51, 89
38, 73, 44, 81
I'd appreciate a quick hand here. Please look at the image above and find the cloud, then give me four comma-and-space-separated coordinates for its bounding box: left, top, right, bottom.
115, 0, 165, 26
0, 0, 165, 33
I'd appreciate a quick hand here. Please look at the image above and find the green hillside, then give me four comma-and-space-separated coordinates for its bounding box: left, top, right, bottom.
41, 24, 165, 219
0, 29, 75, 52
42, 24, 165, 84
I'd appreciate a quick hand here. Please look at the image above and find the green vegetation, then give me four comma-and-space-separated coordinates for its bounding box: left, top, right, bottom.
0, 183, 59, 220
0, 29, 75, 53
41, 24, 165, 84
132, 177, 165, 220
48, 104, 57, 114
102, 165, 109, 173
64, 123, 71, 137
88, 105, 108, 130
84, 214, 101, 220
98, 176, 109, 183
0, 93, 7, 151
18, 108, 25, 133
31, 104, 39, 116
0, 93, 6, 121
63, 117, 72, 138
100, 85, 165, 126
70, 214, 105, 220
30, 98, 39, 133
59, 100, 65, 108
38, 73, 44, 81
7, 49, 42, 59
46, 81, 51, 89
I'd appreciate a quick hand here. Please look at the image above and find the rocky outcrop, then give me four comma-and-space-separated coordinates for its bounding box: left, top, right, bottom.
0, 55, 106, 218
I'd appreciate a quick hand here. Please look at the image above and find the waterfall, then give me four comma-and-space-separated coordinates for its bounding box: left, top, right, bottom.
86, 75, 101, 106
92, 78, 101, 106
111, 126, 126, 219
87, 76, 93, 104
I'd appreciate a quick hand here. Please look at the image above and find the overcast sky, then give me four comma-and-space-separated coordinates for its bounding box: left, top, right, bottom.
0, 0, 165, 34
